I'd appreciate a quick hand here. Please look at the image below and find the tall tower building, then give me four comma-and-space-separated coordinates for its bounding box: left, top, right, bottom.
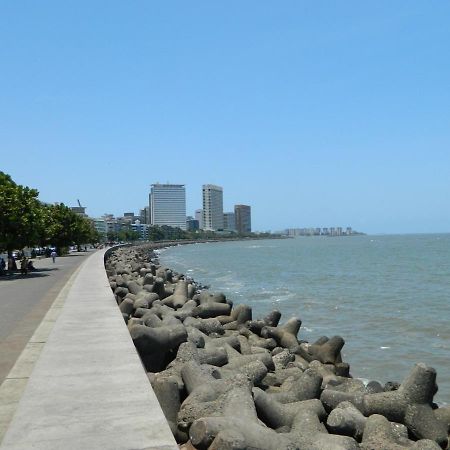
202, 184, 224, 231
234, 204, 251, 234
150, 184, 187, 230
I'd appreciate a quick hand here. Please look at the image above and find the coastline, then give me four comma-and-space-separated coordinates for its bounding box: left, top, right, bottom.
105, 243, 450, 449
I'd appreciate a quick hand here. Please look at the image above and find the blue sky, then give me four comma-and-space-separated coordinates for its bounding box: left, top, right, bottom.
1, 1, 449, 233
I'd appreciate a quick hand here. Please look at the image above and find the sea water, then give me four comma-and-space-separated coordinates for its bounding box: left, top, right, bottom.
159, 234, 450, 404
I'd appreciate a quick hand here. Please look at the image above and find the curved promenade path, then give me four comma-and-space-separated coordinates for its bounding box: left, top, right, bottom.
0, 249, 176, 450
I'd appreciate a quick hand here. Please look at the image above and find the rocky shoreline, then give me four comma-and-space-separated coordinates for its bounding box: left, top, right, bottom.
105, 243, 450, 450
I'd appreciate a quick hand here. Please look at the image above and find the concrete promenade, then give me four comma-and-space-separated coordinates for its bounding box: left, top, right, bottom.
0, 252, 91, 384
0, 249, 177, 450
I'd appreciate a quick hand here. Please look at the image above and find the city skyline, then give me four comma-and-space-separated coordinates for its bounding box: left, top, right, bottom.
2, 2, 450, 234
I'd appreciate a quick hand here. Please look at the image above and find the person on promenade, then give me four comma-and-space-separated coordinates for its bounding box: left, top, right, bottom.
51, 250, 57, 263
0, 257, 5, 275
20, 256, 28, 275
7, 255, 16, 273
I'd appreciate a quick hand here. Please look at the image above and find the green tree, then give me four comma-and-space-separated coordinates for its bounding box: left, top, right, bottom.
42, 203, 96, 253
147, 225, 189, 241
108, 231, 120, 242
118, 229, 140, 242
148, 226, 165, 241
0, 172, 44, 252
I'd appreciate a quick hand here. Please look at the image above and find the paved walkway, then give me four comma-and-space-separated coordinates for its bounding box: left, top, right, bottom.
0, 252, 92, 384
0, 249, 177, 450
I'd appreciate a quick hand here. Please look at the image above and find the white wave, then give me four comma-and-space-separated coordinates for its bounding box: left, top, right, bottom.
356, 377, 371, 386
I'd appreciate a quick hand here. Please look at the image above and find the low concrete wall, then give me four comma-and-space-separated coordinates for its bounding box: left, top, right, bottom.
0, 249, 177, 450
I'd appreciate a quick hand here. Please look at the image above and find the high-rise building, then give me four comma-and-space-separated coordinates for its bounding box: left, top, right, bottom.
139, 207, 150, 224
150, 184, 187, 230
223, 212, 236, 232
234, 204, 251, 234
202, 185, 223, 231
195, 209, 203, 230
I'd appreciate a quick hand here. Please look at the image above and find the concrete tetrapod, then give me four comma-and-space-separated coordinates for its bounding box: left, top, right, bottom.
264, 367, 323, 403
193, 302, 232, 319
152, 376, 189, 443
220, 304, 253, 330
288, 399, 360, 450
184, 316, 225, 335
261, 317, 302, 350
326, 401, 368, 441
297, 335, 345, 364
361, 414, 442, 450
190, 397, 360, 450
217, 359, 268, 386
178, 361, 255, 433
248, 309, 282, 335
162, 280, 189, 309
129, 323, 188, 371
151, 341, 227, 389
320, 363, 448, 448
253, 388, 322, 429
187, 367, 295, 450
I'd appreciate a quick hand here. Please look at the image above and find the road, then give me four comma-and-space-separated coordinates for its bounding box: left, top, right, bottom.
0, 251, 93, 384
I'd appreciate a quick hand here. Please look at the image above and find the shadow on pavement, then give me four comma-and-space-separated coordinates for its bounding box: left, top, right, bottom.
33, 267, 59, 272
0, 272, 51, 282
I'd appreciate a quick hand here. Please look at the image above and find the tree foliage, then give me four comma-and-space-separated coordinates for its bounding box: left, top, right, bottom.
0, 172, 98, 252
107, 229, 140, 242
42, 203, 96, 250
148, 225, 189, 241
0, 172, 44, 251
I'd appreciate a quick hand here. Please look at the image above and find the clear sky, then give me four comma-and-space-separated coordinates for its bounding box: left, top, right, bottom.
1, 1, 449, 234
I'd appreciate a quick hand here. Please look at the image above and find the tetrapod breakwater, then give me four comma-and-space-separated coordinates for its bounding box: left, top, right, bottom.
105, 243, 450, 450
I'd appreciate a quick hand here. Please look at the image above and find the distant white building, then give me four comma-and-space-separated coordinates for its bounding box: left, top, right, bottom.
195, 209, 203, 230
202, 184, 223, 231
150, 184, 187, 230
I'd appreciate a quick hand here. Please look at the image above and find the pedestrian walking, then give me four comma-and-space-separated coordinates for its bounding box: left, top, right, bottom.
51, 250, 57, 263
0, 257, 5, 275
